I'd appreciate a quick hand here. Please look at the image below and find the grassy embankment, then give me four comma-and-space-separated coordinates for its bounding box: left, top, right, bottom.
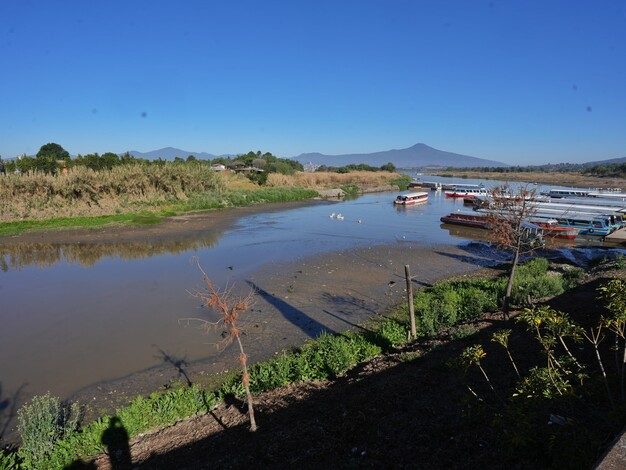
0, 165, 409, 236
4, 256, 625, 468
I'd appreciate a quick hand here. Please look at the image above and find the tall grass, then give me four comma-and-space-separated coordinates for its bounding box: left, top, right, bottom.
0, 163, 227, 222
266, 170, 400, 189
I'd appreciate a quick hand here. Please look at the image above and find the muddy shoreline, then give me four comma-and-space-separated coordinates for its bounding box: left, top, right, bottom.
64, 239, 503, 438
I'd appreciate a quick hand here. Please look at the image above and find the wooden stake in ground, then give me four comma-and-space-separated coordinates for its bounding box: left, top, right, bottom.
405, 265, 417, 339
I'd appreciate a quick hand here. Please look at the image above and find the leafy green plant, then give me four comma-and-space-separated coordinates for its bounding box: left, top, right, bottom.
378, 319, 408, 347
17, 393, 81, 468
491, 329, 520, 378
0, 450, 20, 470
339, 184, 360, 197
516, 306, 584, 397
388, 174, 412, 190
460, 345, 501, 401
562, 267, 584, 290
598, 279, 626, 400
450, 324, 478, 340
513, 366, 572, 399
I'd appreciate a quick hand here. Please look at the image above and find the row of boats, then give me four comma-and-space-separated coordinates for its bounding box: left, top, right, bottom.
441, 186, 626, 239
396, 181, 626, 240
393, 184, 488, 205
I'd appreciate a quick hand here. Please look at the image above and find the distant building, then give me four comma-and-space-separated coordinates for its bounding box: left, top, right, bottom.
303, 162, 321, 172
210, 164, 227, 171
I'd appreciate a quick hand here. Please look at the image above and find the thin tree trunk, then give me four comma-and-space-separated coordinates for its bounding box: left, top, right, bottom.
505, 348, 521, 378
477, 363, 502, 403
503, 245, 521, 320
405, 265, 416, 339
596, 341, 614, 407
235, 335, 257, 432
558, 335, 581, 368
621, 343, 626, 401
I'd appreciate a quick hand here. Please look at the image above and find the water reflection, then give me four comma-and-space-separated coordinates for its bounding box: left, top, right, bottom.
0, 235, 221, 271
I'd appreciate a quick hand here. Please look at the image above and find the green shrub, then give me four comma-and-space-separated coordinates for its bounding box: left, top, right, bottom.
378, 319, 408, 347
17, 393, 81, 468
249, 354, 293, 393
562, 267, 584, 290
450, 324, 479, 340
413, 284, 462, 337
300, 332, 359, 378
0, 451, 20, 470
519, 257, 549, 277
511, 272, 564, 305
453, 282, 499, 320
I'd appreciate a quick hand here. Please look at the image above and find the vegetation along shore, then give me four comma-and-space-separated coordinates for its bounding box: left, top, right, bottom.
0, 144, 409, 235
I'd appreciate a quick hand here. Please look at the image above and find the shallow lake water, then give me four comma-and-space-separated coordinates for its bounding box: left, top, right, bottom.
0, 176, 621, 440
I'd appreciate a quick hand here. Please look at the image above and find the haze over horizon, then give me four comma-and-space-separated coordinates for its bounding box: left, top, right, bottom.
1, 1, 625, 166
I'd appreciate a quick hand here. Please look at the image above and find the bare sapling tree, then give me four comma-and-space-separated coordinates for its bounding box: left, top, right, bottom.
485, 184, 541, 319
183, 258, 258, 431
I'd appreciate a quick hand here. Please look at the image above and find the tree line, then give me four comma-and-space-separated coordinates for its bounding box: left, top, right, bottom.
440, 160, 626, 177
0, 144, 305, 181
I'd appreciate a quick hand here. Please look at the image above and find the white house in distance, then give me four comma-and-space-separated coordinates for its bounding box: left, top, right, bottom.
210, 163, 227, 171
303, 162, 320, 172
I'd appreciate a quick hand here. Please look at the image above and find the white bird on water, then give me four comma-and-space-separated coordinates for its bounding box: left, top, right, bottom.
329, 212, 336, 218
336, 214, 344, 220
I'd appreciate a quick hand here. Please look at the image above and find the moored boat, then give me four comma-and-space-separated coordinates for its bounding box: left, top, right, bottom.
445, 187, 488, 199
529, 219, 579, 240
394, 191, 429, 205
440, 211, 490, 229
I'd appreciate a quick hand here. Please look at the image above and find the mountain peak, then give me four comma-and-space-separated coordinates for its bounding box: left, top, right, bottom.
294, 143, 507, 168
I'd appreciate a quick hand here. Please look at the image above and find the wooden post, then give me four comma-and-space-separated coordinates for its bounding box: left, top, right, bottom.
405, 265, 416, 339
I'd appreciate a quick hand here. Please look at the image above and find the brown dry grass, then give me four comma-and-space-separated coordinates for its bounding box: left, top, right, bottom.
0, 164, 230, 222
266, 170, 398, 188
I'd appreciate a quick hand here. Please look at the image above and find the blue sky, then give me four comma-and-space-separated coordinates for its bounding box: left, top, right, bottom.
1, 1, 625, 165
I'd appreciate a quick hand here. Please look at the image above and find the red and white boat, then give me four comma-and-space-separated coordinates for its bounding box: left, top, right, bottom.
394, 191, 429, 205
445, 187, 488, 199
529, 219, 580, 240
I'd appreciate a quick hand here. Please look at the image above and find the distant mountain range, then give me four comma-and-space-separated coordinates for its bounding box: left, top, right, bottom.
127, 147, 235, 160
293, 143, 508, 168
119, 144, 624, 169
580, 156, 626, 166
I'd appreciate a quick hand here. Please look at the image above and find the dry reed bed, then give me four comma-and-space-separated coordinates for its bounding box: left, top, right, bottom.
0, 167, 400, 223
0, 164, 227, 222
266, 170, 398, 188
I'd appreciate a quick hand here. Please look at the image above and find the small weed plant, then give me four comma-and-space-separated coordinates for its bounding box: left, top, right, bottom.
16, 393, 81, 469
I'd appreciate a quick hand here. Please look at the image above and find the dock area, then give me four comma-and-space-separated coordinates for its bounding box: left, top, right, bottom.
605, 227, 626, 243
